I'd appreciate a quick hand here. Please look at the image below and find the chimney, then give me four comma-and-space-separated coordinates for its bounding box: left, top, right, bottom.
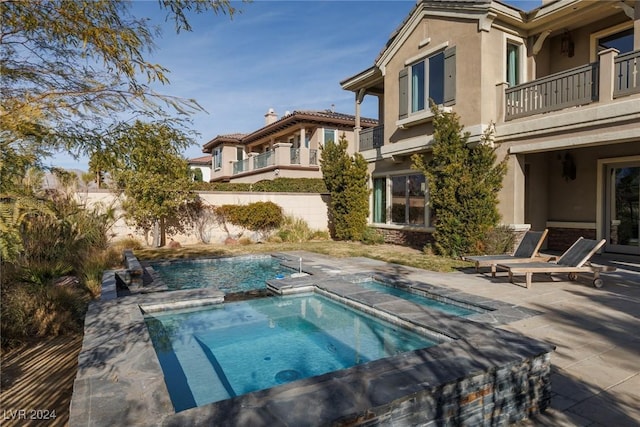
265, 108, 278, 125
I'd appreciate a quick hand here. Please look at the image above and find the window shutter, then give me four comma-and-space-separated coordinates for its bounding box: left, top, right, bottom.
398, 67, 409, 119
443, 46, 456, 106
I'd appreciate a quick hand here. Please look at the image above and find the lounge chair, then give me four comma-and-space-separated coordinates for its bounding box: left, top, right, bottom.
497, 237, 616, 289
462, 229, 549, 277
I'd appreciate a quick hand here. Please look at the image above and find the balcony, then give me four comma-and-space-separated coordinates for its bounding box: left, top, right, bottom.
614, 50, 640, 98
290, 147, 300, 165
254, 151, 275, 170
233, 158, 249, 175
229, 143, 321, 180
506, 63, 598, 120
359, 125, 384, 151
504, 49, 639, 121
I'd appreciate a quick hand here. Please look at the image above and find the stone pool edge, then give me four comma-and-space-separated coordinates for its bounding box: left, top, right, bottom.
70, 252, 555, 426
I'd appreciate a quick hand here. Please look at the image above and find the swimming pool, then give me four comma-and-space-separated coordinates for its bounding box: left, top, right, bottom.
144, 293, 442, 411
356, 279, 485, 317
151, 255, 296, 292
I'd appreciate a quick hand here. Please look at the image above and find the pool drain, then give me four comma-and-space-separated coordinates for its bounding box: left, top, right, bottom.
275, 369, 301, 384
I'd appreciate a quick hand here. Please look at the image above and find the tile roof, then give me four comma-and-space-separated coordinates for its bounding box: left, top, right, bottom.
241, 109, 378, 145
188, 155, 212, 165
202, 133, 248, 152
203, 110, 378, 151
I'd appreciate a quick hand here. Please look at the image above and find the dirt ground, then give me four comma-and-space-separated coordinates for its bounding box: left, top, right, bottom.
1, 335, 83, 427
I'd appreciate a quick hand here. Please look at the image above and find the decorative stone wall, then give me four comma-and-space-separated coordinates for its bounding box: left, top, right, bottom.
377, 228, 433, 249
547, 227, 596, 251
376, 352, 552, 426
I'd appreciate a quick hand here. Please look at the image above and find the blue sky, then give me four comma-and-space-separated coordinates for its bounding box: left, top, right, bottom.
49, 0, 542, 170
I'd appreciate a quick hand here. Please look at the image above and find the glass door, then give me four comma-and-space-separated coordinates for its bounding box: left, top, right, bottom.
606, 164, 640, 254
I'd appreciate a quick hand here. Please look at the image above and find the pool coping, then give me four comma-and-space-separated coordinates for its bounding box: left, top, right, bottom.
70, 252, 554, 426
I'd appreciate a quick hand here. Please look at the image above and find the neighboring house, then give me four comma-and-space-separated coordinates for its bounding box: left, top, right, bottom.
187, 155, 212, 182
341, 0, 640, 254
202, 108, 378, 183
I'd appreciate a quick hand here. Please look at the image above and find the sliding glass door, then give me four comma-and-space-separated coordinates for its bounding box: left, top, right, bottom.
606, 163, 640, 254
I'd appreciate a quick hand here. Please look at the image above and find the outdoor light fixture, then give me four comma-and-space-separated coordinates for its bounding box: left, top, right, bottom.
560, 152, 576, 181
561, 30, 574, 57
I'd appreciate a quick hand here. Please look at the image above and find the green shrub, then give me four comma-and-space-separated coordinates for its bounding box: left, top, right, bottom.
277, 216, 313, 242
194, 178, 327, 193
310, 230, 331, 240
320, 134, 369, 241
0, 282, 90, 348
361, 227, 385, 245
480, 225, 517, 255
111, 237, 144, 251
412, 107, 507, 257
215, 201, 283, 238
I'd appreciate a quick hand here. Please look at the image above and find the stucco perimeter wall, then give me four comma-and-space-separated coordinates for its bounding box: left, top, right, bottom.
80, 190, 329, 245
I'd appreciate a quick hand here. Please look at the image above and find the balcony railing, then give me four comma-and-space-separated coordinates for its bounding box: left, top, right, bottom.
233, 158, 249, 175
254, 151, 274, 170
290, 148, 300, 164
230, 146, 320, 176
359, 125, 384, 151
614, 50, 640, 98
505, 63, 599, 121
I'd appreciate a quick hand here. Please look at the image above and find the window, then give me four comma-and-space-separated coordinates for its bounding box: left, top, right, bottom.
399, 47, 455, 120
410, 52, 444, 113
236, 147, 244, 161
323, 128, 337, 145
598, 28, 633, 55
373, 174, 427, 226
506, 42, 520, 86
213, 148, 222, 170
373, 178, 386, 223
590, 23, 634, 62
305, 133, 310, 148
411, 61, 425, 113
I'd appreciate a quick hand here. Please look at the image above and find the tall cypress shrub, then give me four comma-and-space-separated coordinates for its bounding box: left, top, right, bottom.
413, 106, 507, 256
320, 134, 369, 241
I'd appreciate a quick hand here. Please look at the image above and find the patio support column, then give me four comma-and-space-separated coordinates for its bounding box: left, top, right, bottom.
299, 128, 309, 166
500, 153, 526, 225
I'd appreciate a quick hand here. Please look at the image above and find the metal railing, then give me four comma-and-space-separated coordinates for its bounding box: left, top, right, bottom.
505, 63, 599, 120
614, 49, 640, 98
309, 149, 318, 165
359, 125, 384, 151
254, 151, 274, 170
290, 148, 300, 165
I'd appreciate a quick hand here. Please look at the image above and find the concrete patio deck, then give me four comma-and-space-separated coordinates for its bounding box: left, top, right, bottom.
279, 251, 640, 427
70, 250, 638, 426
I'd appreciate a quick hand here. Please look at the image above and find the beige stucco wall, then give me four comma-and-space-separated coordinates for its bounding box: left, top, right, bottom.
383, 16, 484, 146
351, 2, 640, 243
79, 190, 329, 245
545, 141, 639, 222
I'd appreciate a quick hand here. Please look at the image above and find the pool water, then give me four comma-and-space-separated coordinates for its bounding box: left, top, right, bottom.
151, 256, 294, 292
358, 280, 482, 317
144, 294, 440, 411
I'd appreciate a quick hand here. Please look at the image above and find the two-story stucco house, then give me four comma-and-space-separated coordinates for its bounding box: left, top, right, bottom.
341, 0, 640, 254
202, 108, 378, 184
